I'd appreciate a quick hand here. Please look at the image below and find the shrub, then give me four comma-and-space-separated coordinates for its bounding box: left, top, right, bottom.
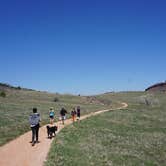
137, 94, 159, 106
17, 86, 21, 90
0, 91, 6, 97
53, 97, 59, 102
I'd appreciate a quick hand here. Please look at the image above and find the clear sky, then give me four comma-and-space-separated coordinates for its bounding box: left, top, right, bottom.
0, 0, 166, 95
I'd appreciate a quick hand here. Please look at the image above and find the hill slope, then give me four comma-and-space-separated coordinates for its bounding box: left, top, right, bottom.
145, 82, 166, 92
0, 85, 112, 146
45, 91, 166, 166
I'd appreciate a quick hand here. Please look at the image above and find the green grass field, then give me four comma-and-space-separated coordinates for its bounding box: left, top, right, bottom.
45, 91, 166, 166
0, 88, 113, 146
1, 86, 166, 165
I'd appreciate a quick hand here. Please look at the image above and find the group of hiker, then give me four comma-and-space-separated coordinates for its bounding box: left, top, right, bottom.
29, 106, 81, 146
49, 106, 81, 124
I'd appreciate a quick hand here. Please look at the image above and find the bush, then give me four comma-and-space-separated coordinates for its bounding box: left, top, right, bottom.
53, 97, 59, 102
137, 94, 159, 106
17, 86, 21, 90
0, 91, 6, 97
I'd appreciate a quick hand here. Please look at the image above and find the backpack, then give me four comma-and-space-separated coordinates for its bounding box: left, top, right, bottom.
49, 111, 54, 117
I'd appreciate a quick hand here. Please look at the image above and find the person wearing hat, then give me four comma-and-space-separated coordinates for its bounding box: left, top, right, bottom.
49, 107, 55, 124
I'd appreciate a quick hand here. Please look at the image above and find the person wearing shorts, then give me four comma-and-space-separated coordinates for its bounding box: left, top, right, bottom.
60, 107, 67, 125
49, 107, 55, 124
71, 108, 76, 123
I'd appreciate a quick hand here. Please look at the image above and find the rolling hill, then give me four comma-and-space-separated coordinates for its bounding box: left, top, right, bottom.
0, 83, 113, 146
145, 82, 166, 92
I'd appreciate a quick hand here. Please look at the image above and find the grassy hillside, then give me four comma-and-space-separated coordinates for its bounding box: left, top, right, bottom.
45, 91, 166, 166
0, 87, 112, 146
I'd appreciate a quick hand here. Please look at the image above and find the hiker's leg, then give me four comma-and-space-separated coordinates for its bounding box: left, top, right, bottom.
31, 127, 35, 145
31, 127, 35, 142
36, 124, 39, 142
62, 116, 64, 124
51, 118, 54, 124
77, 114, 80, 120
63, 116, 66, 124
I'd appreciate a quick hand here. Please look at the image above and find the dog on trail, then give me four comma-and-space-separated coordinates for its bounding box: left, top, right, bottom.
46, 125, 58, 139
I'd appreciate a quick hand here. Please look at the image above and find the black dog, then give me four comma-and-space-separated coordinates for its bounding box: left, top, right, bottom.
46, 125, 58, 139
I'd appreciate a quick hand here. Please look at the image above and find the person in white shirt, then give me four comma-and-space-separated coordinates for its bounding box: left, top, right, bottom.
29, 108, 41, 146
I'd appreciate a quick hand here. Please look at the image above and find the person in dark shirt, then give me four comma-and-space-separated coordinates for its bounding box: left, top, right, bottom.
60, 107, 67, 125
76, 106, 81, 120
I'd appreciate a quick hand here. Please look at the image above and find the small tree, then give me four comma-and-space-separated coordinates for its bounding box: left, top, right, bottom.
0, 91, 6, 98
17, 86, 21, 90
53, 97, 59, 102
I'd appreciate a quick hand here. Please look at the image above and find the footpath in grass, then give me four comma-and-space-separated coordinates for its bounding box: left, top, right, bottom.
0, 89, 112, 146
45, 106, 166, 166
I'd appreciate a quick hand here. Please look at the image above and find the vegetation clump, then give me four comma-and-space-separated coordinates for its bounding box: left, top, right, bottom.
137, 94, 159, 106
53, 97, 59, 102
0, 91, 6, 97
17, 86, 21, 90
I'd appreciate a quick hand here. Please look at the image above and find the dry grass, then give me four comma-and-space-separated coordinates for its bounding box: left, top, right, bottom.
45, 91, 166, 166
0, 89, 110, 146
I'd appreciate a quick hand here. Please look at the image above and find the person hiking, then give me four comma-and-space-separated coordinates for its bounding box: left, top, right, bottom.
60, 107, 67, 125
49, 107, 55, 124
76, 106, 81, 120
29, 108, 41, 146
71, 107, 76, 123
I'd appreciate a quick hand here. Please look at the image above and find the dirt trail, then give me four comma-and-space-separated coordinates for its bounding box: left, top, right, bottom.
0, 102, 128, 166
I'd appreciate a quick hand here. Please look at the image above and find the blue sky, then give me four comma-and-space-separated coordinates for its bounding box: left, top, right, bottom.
0, 0, 166, 95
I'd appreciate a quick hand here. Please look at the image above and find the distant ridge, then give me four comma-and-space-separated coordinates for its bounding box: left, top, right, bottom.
0, 82, 34, 91
145, 82, 166, 92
